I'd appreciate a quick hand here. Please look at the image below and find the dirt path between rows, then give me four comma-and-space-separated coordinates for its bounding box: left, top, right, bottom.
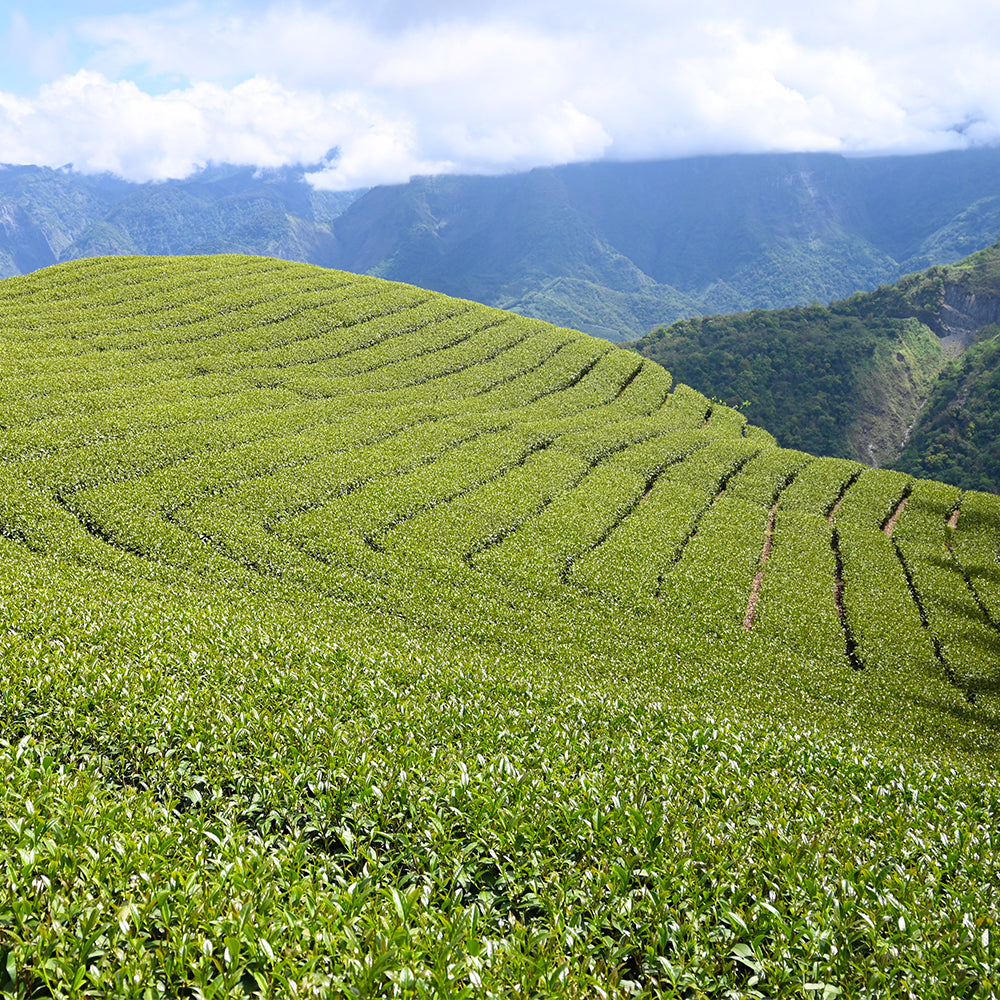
828, 493, 848, 524
883, 494, 909, 537
743, 500, 779, 629
945, 506, 960, 552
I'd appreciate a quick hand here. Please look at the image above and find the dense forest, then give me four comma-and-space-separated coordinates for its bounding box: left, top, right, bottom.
897, 326, 1000, 491
632, 245, 1000, 491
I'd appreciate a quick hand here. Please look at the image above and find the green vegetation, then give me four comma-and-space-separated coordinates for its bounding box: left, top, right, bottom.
632, 243, 1000, 490
896, 324, 1000, 490
0, 256, 998, 998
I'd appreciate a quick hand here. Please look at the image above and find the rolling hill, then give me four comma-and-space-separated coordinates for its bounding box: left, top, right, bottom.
631, 241, 1000, 492
1, 256, 997, 998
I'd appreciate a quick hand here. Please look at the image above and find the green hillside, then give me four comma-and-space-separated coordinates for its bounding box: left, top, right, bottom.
631, 242, 1000, 490
897, 329, 1000, 489
1, 256, 998, 998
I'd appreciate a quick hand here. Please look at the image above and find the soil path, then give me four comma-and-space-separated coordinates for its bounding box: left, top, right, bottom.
945, 506, 960, 552
883, 494, 909, 537
827, 491, 849, 524
742, 499, 779, 629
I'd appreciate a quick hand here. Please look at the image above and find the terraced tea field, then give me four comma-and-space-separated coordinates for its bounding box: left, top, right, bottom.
1, 256, 998, 998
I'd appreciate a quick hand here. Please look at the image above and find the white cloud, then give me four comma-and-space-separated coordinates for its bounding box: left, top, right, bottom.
1, 0, 999, 186
0, 70, 450, 185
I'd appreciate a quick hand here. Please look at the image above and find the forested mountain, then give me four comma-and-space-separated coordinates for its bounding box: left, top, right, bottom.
632, 241, 1000, 492
323, 149, 1000, 339
6, 149, 1000, 341
0, 163, 359, 277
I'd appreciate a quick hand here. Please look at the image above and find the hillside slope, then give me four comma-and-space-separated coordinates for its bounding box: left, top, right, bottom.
631, 241, 1000, 490
1, 257, 997, 997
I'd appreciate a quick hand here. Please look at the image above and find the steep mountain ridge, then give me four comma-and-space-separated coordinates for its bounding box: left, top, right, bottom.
7, 149, 1000, 341
326, 169, 699, 339
631, 241, 1000, 491
0, 201, 54, 274
326, 149, 1000, 336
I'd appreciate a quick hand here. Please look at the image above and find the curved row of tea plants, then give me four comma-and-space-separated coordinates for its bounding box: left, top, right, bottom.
0, 256, 997, 998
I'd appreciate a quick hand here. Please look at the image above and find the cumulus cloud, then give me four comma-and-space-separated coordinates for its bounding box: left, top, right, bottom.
1, 0, 999, 187
0, 70, 454, 185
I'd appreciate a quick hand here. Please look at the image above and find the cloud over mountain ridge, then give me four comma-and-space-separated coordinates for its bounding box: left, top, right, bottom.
2, 0, 1000, 189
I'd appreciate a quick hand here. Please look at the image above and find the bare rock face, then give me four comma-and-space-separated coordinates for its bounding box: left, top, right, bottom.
934, 284, 1000, 350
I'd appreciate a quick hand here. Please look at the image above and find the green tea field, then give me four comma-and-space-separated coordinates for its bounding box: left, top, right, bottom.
0, 256, 997, 998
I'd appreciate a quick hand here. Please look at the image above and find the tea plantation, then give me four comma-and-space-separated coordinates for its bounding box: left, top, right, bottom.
0, 256, 997, 998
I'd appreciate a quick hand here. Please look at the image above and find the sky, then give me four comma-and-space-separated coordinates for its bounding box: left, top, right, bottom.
1, 0, 999, 190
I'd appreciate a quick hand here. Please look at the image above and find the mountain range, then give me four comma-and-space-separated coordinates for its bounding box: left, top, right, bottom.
325, 149, 1000, 340
6, 149, 1000, 343
0, 162, 358, 278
